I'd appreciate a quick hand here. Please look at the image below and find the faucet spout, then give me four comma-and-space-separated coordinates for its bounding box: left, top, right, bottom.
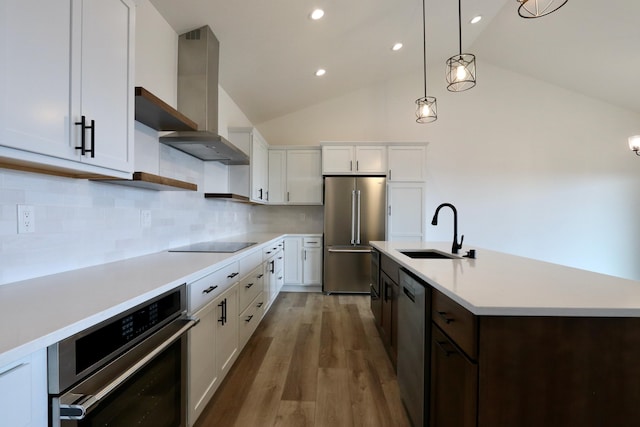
431, 203, 464, 254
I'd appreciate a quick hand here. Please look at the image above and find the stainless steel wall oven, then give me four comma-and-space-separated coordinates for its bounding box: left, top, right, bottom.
48, 285, 196, 427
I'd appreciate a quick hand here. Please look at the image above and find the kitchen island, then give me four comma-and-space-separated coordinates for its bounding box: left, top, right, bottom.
371, 241, 640, 427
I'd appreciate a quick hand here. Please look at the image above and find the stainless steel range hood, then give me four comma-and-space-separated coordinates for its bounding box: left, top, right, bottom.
160, 26, 249, 165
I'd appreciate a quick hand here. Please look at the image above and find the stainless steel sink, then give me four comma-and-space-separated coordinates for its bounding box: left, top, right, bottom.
399, 249, 460, 259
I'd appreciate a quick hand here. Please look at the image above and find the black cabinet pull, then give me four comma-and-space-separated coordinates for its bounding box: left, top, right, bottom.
74, 116, 95, 157
437, 311, 455, 324
227, 272, 239, 279
245, 282, 254, 289
202, 285, 218, 294
218, 299, 227, 325
257, 302, 264, 308
435, 340, 455, 357
245, 315, 254, 323
259, 188, 263, 199
257, 274, 264, 279
270, 260, 275, 273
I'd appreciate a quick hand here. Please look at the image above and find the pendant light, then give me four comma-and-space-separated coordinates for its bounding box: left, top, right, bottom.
415, 0, 437, 123
517, 0, 568, 19
446, 0, 476, 92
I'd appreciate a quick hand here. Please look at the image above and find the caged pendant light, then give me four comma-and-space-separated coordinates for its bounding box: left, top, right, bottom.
446, 0, 476, 92
415, 0, 437, 123
517, 0, 568, 19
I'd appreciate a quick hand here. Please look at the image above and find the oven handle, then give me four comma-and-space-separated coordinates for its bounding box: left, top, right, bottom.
59, 317, 198, 420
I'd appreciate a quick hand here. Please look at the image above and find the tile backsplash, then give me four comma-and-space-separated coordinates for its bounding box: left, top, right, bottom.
0, 167, 323, 286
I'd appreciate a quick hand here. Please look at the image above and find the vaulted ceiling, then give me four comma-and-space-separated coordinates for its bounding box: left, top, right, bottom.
150, 0, 640, 125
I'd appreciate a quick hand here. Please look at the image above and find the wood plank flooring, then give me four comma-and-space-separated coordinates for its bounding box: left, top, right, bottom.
194, 292, 410, 427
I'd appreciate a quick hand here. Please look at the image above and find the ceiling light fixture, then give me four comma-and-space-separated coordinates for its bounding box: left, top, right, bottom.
315, 69, 326, 77
392, 43, 403, 51
470, 15, 482, 24
415, 0, 437, 123
310, 9, 325, 20
629, 135, 640, 156
446, 0, 476, 92
517, 0, 568, 19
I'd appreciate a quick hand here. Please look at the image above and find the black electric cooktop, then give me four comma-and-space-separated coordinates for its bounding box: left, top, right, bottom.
168, 241, 257, 253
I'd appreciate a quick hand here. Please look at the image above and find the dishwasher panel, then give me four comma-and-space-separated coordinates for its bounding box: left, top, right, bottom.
397, 268, 429, 427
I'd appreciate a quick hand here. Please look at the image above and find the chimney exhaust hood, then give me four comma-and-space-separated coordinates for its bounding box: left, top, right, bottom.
160, 26, 249, 165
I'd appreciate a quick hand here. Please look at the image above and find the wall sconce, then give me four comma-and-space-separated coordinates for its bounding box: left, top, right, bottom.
629, 135, 640, 156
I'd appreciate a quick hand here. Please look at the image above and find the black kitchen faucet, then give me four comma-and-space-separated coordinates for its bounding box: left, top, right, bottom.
431, 203, 463, 254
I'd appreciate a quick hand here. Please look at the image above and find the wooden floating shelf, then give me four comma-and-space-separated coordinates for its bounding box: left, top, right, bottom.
204, 193, 255, 204
92, 172, 198, 191
134, 87, 198, 131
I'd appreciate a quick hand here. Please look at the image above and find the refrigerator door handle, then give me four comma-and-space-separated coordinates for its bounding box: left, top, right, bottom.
350, 190, 356, 245
356, 190, 361, 245
328, 247, 373, 253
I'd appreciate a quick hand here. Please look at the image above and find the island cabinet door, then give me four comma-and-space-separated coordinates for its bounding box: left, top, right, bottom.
430, 325, 478, 427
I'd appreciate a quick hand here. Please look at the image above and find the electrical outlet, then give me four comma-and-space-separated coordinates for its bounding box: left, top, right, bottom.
141, 210, 152, 228
17, 205, 35, 234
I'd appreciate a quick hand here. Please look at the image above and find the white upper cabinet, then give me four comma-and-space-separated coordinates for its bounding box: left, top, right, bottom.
286, 149, 322, 204
267, 148, 322, 205
267, 149, 286, 204
386, 182, 426, 242
0, 0, 134, 177
387, 145, 427, 182
321, 144, 386, 175
228, 127, 269, 203
251, 132, 269, 202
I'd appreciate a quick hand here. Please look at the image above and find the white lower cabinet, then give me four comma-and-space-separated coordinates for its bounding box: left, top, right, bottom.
387, 182, 426, 241
188, 297, 220, 425
284, 235, 323, 289
238, 292, 266, 349
214, 285, 238, 380
0, 349, 47, 427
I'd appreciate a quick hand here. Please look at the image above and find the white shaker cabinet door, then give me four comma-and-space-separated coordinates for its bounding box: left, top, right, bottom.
0, 0, 76, 159
286, 149, 322, 204
268, 149, 287, 204
387, 145, 426, 182
78, 0, 134, 173
0, 349, 47, 427
284, 236, 303, 285
387, 182, 426, 241
322, 145, 354, 174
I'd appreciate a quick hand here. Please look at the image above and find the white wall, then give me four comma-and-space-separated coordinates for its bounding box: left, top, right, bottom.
258, 60, 640, 280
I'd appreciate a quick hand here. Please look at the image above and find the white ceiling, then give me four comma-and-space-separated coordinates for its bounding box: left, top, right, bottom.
149, 0, 640, 125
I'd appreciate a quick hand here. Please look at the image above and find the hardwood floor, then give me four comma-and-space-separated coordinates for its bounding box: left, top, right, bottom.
194, 292, 410, 427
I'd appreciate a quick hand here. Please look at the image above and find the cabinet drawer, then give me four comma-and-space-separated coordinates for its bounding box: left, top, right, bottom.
238, 292, 266, 348
432, 289, 478, 360
238, 266, 264, 311
188, 262, 240, 312
263, 243, 281, 259
303, 237, 322, 248
381, 253, 401, 284
239, 249, 262, 278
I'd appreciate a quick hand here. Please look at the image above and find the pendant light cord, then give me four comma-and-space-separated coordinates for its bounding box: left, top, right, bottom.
458, 0, 462, 55
422, 0, 427, 97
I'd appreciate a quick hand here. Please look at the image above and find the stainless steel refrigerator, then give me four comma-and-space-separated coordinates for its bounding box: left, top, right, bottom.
323, 176, 386, 293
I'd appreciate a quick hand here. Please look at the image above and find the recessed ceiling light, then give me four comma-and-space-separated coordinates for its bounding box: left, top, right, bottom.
470, 15, 482, 24
392, 43, 403, 51
310, 9, 325, 20
315, 69, 326, 77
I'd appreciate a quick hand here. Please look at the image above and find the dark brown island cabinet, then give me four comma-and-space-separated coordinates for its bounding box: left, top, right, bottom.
373, 255, 640, 427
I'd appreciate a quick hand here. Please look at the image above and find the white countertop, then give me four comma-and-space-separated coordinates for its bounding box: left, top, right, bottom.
370, 241, 640, 317
0, 232, 289, 367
